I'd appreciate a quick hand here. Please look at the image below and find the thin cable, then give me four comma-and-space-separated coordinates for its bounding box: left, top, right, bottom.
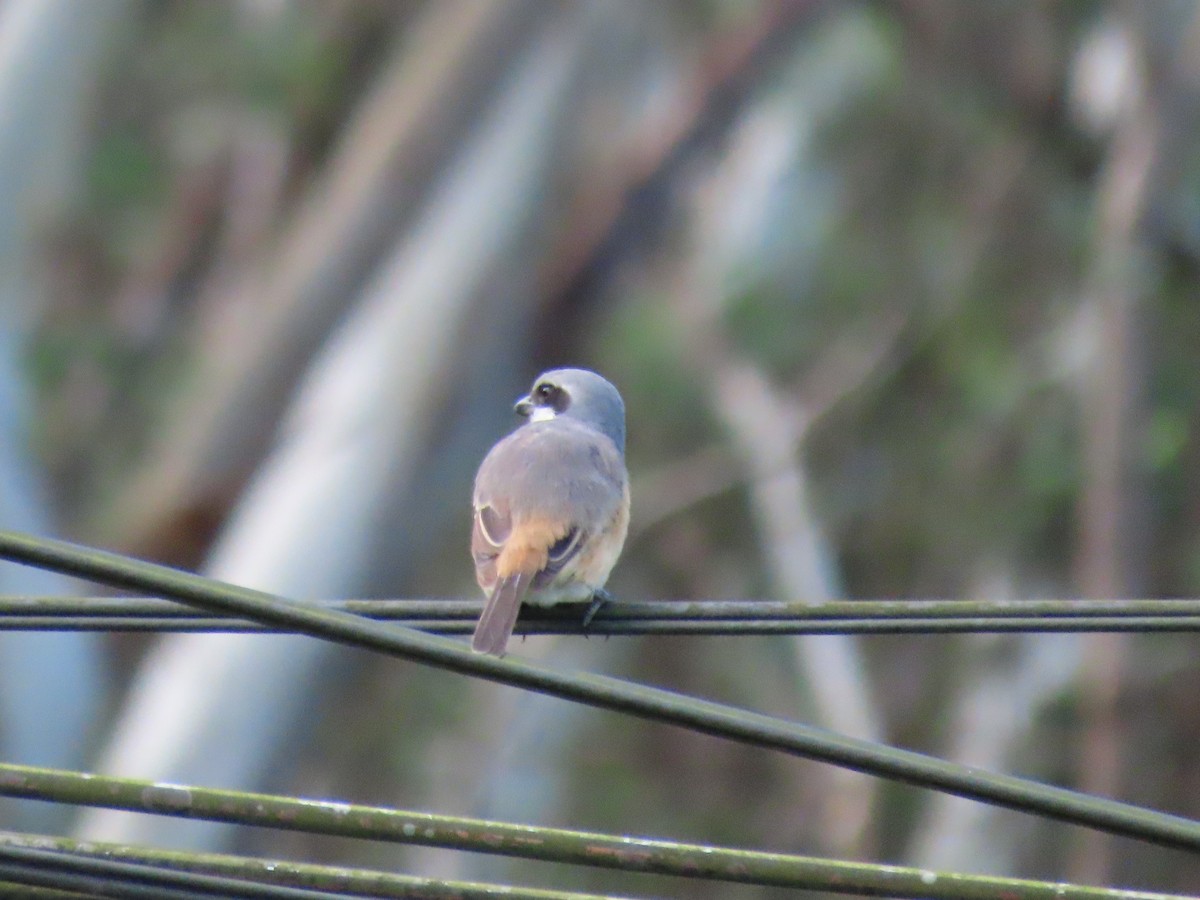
1, 596, 1199, 634
0, 773, 1190, 899
0, 842, 346, 899
0, 615, 1199, 634
0, 830, 622, 900
0, 530, 1196, 853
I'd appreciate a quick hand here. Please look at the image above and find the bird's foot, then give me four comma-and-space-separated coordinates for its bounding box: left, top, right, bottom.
581, 588, 613, 631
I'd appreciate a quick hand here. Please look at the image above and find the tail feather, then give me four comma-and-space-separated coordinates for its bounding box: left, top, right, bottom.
471, 572, 531, 655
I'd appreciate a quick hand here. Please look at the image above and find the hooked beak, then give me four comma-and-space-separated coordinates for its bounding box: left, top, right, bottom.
514, 394, 532, 417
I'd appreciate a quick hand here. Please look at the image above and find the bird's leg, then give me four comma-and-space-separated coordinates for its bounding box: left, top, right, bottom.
581, 587, 613, 630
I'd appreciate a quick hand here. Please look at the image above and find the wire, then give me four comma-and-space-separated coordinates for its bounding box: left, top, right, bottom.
1, 596, 1199, 633
0, 530, 1196, 854
0, 776, 1189, 899
0, 830, 622, 900
0, 842, 347, 899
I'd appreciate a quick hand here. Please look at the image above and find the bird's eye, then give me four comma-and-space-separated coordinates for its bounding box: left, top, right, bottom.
536, 383, 554, 400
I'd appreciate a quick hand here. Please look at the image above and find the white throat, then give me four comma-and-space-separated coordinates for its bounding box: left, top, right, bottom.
529, 406, 557, 423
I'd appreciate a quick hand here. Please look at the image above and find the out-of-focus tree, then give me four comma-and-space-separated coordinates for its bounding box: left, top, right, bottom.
0, 0, 127, 833
2, 0, 1198, 894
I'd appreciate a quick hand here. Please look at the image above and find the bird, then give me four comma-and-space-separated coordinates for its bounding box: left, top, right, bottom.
470, 368, 630, 656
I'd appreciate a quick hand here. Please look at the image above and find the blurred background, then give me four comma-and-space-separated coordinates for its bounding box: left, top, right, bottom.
1, 0, 1198, 894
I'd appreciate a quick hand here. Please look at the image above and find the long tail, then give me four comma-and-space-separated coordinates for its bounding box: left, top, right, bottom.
471, 572, 531, 655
